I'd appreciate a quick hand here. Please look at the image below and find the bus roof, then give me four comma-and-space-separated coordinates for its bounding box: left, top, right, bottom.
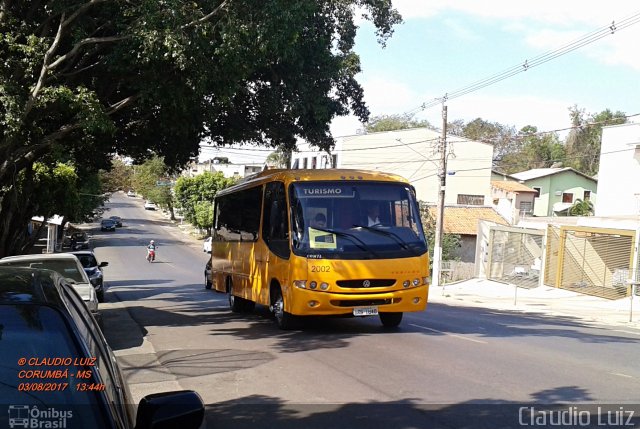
217, 169, 410, 196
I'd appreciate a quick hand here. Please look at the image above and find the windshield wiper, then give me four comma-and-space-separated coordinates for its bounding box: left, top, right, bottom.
353, 225, 420, 256
310, 226, 380, 258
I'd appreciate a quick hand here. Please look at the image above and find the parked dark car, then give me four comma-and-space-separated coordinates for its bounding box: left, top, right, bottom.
0, 266, 205, 429
101, 219, 117, 231
65, 231, 90, 250
109, 216, 123, 227
69, 250, 109, 302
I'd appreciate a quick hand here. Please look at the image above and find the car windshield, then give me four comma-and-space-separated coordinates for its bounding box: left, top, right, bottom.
75, 255, 97, 268
1, 260, 87, 283
289, 181, 428, 259
0, 305, 109, 428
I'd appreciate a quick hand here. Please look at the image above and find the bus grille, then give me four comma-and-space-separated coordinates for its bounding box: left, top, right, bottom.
330, 299, 396, 307
336, 279, 395, 288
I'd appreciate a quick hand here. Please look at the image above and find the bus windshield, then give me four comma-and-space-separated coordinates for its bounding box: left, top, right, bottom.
289, 181, 428, 259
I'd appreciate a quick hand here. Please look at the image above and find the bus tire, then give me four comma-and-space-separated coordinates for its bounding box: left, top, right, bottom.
379, 312, 403, 328
228, 279, 243, 313
272, 287, 296, 330
242, 300, 255, 313
205, 274, 212, 290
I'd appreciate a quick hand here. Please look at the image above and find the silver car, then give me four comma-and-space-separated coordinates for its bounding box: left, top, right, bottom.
0, 253, 101, 328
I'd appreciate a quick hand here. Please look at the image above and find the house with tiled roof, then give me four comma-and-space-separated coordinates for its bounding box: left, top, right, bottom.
428, 205, 508, 262
510, 168, 597, 217
491, 180, 538, 224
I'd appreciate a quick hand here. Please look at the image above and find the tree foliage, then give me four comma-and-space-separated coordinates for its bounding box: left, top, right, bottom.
0, 0, 402, 254
564, 106, 627, 176
419, 203, 461, 267
499, 126, 565, 174
100, 159, 134, 193
568, 198, 594, 216
132, 156, 177, 217
454, 118, 518, 163
365, 113, 431, 133
173, 171, 234, 233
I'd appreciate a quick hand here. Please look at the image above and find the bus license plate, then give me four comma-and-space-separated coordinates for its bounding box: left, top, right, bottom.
353, 306, 378, 316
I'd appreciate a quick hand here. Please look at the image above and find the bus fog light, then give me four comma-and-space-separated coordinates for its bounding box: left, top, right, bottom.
310, 281, 317, 289
308, 300, 319, 307
320, 282, 329, 290
403, 280, 410, 288
413, 297, 420, 304
412, 278, 420, 286
294, 280, 307, 289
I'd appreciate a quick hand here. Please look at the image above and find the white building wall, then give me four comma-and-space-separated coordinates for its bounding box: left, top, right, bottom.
292, 128, 494, 205
597, 123, 640, 217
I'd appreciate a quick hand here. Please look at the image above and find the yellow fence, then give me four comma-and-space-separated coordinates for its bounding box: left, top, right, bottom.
544, 226, 635, 299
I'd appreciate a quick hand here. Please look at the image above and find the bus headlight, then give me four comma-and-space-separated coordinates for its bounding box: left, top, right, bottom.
320, 282, 329, 290
309, 281, 317, 290
413, 278, 420, 286
403, 280, 410, 288
423, 277, 430, 285
294, 280, 307, 289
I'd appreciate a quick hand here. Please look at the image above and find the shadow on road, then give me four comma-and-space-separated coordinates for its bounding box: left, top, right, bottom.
203, 386, 640, 429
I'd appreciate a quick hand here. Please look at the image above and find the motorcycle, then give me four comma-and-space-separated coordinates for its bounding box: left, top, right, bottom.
146, 249, 156, 263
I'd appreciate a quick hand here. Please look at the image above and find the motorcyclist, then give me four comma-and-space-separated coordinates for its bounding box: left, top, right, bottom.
146, 240, 157, 261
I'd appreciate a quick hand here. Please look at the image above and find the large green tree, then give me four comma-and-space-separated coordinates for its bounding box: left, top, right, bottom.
452, 118, 518, 163
499, 125, 565, 174
564, 106, 627, 176
0, 0, 401, 255
365, 113, 431, 133
173, 171, 234, 233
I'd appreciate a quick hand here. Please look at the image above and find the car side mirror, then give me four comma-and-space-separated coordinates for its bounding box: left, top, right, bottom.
135, 390, 204, 429
99, 262, 109, 268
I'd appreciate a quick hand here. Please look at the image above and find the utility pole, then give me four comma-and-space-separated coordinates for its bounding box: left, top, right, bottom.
432, 104, 448, 289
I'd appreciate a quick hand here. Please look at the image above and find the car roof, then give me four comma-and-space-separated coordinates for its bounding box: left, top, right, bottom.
68, 250, 95, 256
0, 266, 67, 307
1, 253, 80, 262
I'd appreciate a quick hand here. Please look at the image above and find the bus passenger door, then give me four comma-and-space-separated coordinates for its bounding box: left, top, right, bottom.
259, 182, 291, 305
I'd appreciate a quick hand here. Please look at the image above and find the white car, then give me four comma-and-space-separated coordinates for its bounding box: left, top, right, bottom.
0, 253, 101, 327
144, 201, 157, 210
203, 237, 212, 253
127, 190, 136, 197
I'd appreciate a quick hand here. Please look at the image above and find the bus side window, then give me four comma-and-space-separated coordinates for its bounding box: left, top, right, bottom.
262, 182, 290, 259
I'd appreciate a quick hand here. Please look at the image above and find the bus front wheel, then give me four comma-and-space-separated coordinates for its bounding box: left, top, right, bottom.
379, 312, 403, 328
272, 288, 296, 330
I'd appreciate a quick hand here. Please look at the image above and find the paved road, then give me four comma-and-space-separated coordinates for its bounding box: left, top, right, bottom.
95, 193, 640, 429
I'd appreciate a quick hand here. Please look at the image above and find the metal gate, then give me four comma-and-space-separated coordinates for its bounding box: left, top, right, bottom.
487, 226, 544, 289
547, 226, 635, 299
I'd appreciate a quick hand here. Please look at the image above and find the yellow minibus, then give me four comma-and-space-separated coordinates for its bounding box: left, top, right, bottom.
209, 169, 429, 329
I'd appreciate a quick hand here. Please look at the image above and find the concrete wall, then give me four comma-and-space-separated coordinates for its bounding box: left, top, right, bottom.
597, 123, 640, 217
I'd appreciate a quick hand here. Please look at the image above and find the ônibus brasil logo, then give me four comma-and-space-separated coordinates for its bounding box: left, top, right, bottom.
8, 405, 73, 428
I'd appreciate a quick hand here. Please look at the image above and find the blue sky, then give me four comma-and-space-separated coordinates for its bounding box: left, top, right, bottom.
201, 1, 640, 163
331, 0, 640, 137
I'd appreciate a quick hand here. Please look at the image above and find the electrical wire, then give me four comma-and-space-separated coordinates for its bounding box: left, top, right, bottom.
416, 11, 640, 111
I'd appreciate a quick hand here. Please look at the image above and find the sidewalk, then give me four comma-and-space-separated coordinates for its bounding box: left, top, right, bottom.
429, 278, 640, 329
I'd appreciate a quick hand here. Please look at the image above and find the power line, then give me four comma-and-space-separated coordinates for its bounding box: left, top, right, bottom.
416, 11, 640, 112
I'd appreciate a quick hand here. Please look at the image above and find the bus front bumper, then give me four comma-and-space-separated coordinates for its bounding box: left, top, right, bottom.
288, 285, 428, 316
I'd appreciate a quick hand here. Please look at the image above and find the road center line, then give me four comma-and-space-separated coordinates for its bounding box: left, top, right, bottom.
609, 372, 634, 379
409, 323, 488, 344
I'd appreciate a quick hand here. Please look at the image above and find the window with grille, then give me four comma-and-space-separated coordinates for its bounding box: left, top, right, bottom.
520, 201, 533, 214
457, 194, 484, 205
562, 192, 573, 203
